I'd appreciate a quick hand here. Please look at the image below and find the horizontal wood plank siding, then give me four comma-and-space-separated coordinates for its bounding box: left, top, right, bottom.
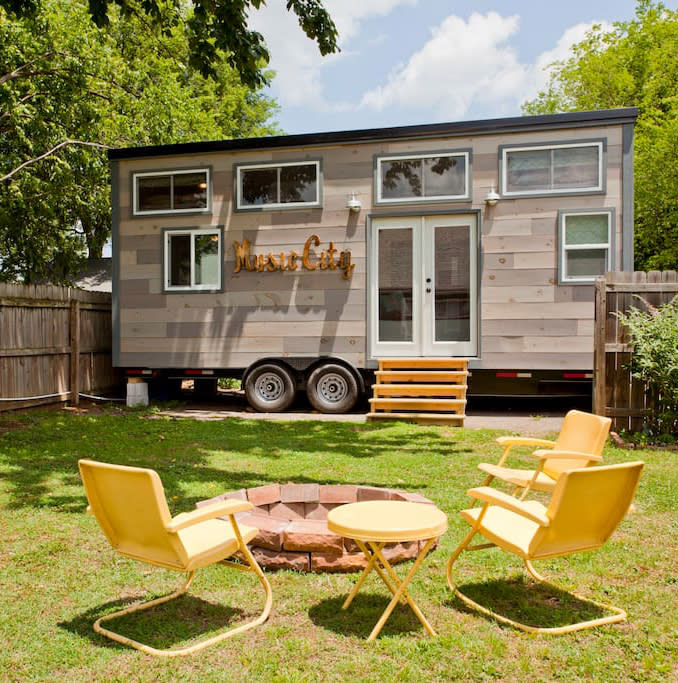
115, 121, 626, 374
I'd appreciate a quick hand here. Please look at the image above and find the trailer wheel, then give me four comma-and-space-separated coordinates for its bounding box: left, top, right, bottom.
306, 364, 358, 414
245, 364, 296, 412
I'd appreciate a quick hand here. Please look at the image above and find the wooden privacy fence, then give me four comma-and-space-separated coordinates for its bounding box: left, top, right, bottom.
593, 271, 678, 432
0, 284, 119, 412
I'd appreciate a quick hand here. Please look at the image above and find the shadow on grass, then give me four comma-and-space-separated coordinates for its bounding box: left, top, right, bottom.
308, 594, 424, 639
59, 593, 247, 653
448, 574, 609, 630
0, 413, 470, 512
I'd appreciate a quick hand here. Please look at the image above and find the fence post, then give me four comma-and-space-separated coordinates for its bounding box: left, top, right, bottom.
593, 276, 607, 416
70, 299, 80, 406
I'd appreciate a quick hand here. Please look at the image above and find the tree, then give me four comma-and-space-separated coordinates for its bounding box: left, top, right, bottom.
1, 0, 339, 88
523, 0, 678, 271
0, 1, 279, 283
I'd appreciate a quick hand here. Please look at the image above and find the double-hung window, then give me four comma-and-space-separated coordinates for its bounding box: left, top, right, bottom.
501, 141, 604, 197
133, 169, 210, 215
376, 151, 470, 204
236, 160, 321, 210
558, 210, 614, 283
163, 228, 222, 292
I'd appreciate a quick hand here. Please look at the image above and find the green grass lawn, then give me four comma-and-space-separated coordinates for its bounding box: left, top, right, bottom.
1, 407, 676, 681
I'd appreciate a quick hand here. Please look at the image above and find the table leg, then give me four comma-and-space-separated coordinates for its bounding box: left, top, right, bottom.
342, 541, 388, 609
367, 537, 437, 642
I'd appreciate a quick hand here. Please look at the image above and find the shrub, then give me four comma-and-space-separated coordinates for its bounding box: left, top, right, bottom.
615, 295, 678, 437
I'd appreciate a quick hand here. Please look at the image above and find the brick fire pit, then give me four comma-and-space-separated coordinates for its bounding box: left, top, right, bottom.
197, 483, 438, 572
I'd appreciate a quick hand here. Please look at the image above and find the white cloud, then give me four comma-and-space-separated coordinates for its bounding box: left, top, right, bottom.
359, 14, 613, 120
248, 0, 419, 110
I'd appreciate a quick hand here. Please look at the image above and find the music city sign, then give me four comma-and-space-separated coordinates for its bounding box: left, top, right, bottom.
232, 234, 355, 280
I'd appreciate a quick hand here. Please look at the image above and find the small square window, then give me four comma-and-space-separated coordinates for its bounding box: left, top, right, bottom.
134, 169, 210, 215
164, 228, 222, 291
376, 152, 470, 204
236, 161, 320, 210
559, 210, 613, 283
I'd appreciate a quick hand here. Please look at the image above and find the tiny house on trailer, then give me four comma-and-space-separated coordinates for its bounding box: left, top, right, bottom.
109, 107, 637, 413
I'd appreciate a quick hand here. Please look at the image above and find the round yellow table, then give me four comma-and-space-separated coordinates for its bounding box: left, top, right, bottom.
327, 500, 448, 641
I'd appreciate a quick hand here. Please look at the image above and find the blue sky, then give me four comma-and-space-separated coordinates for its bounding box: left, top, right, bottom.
248, 0, 665, 134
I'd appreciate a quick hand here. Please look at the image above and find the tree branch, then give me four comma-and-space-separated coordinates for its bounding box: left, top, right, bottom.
0, 140, 110, 182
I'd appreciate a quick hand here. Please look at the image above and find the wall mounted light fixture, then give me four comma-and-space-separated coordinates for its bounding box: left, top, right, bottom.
485, 184, 500, 206
346, 192, 362, 212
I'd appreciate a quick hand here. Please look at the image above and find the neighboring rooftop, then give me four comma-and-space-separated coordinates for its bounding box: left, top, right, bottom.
108, 107, 638, 161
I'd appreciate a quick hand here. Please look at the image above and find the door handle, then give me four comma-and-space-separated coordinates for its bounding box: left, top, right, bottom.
426, 288, 431, 293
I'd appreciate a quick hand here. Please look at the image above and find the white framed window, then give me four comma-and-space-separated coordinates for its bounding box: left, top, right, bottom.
376, 151, 470, 204
501, 141, 604, 197
163, 228, 222, 291
558, 209, 614, 284
133, 168, 210, 215
235, 160, 321, 210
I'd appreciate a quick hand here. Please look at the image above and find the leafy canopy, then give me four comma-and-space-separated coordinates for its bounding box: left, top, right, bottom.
2, 0, 339, 88
0, 1, 280, 283
523, 0, 678, 271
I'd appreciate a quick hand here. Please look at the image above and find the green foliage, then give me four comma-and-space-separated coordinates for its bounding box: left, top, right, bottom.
0, 1, 279, 283
3, 0, 339, 89
615, 295, 678, 436
522, 1, 678, 271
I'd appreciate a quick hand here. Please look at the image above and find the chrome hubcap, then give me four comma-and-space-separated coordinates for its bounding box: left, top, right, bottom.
317, 373, 348, 403
255, 373, 284, 402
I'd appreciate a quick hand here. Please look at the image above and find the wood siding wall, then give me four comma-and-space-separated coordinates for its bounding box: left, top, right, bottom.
0, 284, 117, 411
593, 271, 678, 432
115, 123, 626, 372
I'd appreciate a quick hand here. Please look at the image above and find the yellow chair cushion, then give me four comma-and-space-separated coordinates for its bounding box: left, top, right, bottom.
180, 520, 258, 571
477, 463, 556, 492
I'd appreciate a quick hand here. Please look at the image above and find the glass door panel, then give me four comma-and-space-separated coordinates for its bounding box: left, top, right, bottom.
378, 227, 413, 342
434, 225, 470, 342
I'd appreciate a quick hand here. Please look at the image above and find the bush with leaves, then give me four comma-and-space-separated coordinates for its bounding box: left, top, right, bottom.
615, 295, 678, 437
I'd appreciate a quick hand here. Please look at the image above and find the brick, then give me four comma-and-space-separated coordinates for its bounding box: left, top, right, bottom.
406, 492, 435, 505
254, 504, 270, 515
238, 513, 289, 551
250, 547, 310, 572
304, 502, 338, 520
382, 541, 420, 563
269, 501, 305, 520
343, 537, 362, 553
311, 551, 368, 573
389, 489, 411, 502
318, 485, 358, 504
280, 483, 319, 503
283, 520, 344, 553
357, 486, 391, 502
246, 484, 281, 506
222, 489, 248, 501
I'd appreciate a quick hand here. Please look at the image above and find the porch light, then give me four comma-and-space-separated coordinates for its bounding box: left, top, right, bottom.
346, 192, 362, 212
485, 185, 500, 206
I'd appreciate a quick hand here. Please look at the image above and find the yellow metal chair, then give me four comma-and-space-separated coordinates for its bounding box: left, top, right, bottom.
78, 459, 272, 657
478, 410, 612, 499
447, 461, 644, 633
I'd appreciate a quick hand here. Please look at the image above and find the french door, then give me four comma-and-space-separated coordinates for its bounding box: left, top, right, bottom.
370, 214, 478, 357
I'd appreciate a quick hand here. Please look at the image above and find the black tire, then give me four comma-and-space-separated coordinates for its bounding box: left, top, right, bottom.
306, 363, 359, 414
244, 363, 296, 412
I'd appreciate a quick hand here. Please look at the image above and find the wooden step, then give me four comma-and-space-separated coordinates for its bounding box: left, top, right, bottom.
369, 397, 466, 413
372, 384, 467, 397
375, 370, 468, 384
378, 358, 468, 370
366, 412, 465, 426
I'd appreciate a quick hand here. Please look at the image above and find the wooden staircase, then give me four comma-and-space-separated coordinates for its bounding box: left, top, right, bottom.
367, 358, 468, 426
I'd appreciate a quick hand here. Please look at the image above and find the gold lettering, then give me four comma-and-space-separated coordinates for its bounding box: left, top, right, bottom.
256, 254, 266, 272
319, 250, 328, 270
340, 250, 355, 280
287, 251, 299, 271
266, 253, 278, 271
302, 234, 319, 270
233, 240, 255, 273
327, 241, 337, 270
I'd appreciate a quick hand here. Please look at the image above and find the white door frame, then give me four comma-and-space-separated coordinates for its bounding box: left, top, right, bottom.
368, 212, 480, 358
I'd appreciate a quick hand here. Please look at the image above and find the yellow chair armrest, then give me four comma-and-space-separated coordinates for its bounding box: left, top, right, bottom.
496, 436, 556, 448
532, 449, 603, 462
466, 486, 550, 526
166, 499, 253, 533
86, 505, 93, 515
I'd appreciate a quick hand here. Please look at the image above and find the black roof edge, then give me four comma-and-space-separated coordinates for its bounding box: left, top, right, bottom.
108, 107, 639, 161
